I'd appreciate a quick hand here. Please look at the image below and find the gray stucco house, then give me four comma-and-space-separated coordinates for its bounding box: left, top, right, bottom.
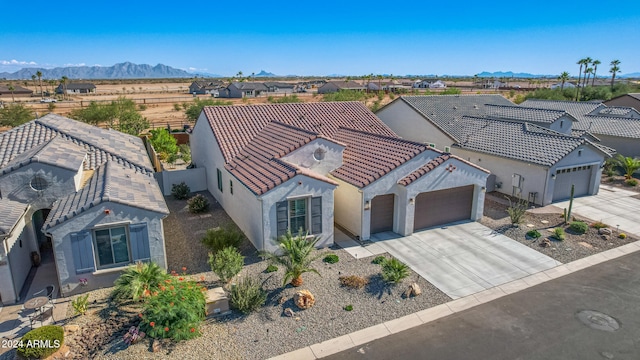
190, 102, 489, 252
55, 83, 96, 94
376, 95, 613, 205
0, 114, 168, 304
218, 82, 268, 98
317, 81, 365, 94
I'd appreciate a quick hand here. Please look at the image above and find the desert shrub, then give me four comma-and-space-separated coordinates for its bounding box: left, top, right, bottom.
339, 275, 369, 289
381, 258, 410, 284
188, 194, 210, 213
173, 103, 182, 111
201, 225, 245, 254
344, 304, 353, 311
112, 262, 169, 303
323, 254, 339, 264
553, 227, 566, 241
526, 230, 541, 239
569, 221, 589, 234
625, 178, 638, 187
149, 128, 178, 156
230, 277, 267, 314
208, 246, 244, 282
591, 221, 609, 229
140, 275, 206, 341
506, 197, 528, 225
138, 104, 148, 111
71, 293, 89, 315
372, 255, 386, 265
619, 233, 627, 239
260, 231, 321, 287
171, 182, 191, 200
265, 264, 278, 273
17, 325, 63, 359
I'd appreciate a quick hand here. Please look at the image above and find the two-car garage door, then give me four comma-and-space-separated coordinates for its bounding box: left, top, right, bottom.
552, 165, 593, 202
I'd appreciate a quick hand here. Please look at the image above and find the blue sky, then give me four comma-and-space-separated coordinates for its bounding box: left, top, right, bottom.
1, 0, 639, 77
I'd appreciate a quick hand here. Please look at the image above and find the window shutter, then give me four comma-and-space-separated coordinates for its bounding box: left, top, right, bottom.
276, 201, 288, 238
71, 231, 95, 274
311, 197, 322, 234
130, 223, 151, 262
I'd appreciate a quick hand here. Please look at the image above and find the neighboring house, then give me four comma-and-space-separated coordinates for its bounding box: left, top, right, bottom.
0, 85, 33, 97
365, 82, 381, 92
189, 80, 225, 95
218, 82, 268, 98
383, 81, 412, 93
414, 80, 431, 89
521, 99, 640, 157
190, 102, 489, 252
317, 81, 366, 94
550, 82, 577, 89
263, 82, 295, 94
0, 114, 168, 305
376, 95, 612, 205
604, 93, 640, 112
429, 80, 447, 89
55, 83, 96, 94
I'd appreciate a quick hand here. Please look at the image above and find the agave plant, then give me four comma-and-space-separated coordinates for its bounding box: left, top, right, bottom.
111, 261, 169, 302
261, 231, 322, 287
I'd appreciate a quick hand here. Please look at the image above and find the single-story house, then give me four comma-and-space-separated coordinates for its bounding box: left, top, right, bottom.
55, 83, 96, 94
0, 114, 168, 305
263, 82, 295, 94
0, 85, 33, 97
522, 99, 640, 157
218, 82, 268, 98
189, 80, 225, 95
190, 102, 489, 252
376, 95, 612, 205
317, 81, 366, 94
550, 82, 577, 89
429, 80, 447, 89
604, 93, 640, 112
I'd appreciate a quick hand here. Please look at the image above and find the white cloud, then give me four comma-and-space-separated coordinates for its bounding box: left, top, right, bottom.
187, 67, 208, 72
0, 59, 37, 66
63, 63, 86, 67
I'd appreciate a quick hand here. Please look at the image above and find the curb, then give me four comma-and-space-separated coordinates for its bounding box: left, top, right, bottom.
269, 240, 640, 359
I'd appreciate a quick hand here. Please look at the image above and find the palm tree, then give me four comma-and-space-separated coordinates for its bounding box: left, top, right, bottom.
613, 154, 640, 180
236, 71, 244, 82
582, 57, 592, 87
36, 71, 43, 98
584, 68, 593, 87
261, 231, 322, 287
7, 85, 15, 102
610, 60, 621, 90
60, 76, 68, 100
31, 75, 37, 92
591, 60, 601, 86
575, 59, 586, 100
558, 71, 570, 90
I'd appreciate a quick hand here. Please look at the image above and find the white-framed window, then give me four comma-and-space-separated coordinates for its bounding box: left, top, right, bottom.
276, 196, 322, 237
93, 226, 130, 269
289, 198, 308, 234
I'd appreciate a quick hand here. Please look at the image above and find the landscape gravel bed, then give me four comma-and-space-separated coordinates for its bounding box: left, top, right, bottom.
481, 199, 637, 264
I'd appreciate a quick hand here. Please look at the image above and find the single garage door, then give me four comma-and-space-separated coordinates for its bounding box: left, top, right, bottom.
552, 165, 592, 202
414, 185, 474, 231
370, 194, 395, 234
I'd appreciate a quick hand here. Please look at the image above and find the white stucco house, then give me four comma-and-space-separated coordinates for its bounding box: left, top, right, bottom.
376, 95, 613, 205
0, 114, 168, 305
190, 102, 489, 252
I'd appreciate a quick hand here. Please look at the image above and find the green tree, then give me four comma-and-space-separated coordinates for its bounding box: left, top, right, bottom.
0, 103, 34, 127
36, 71, 43, 98
613, 154, 640, 180
610, 59, 621, 90
31, 74, 37, 92
582, 57, 592, 88
149, 128, 178, 156
558, 71, 570, 90
575, 58, 587, 100
70, 101, 114, 125
7, 84, 15, 102
60, 76, 68, 100
70, 97, 149, 135
184, 98, 232, 122
591, 60, 601, 86
260, 231, 322, 287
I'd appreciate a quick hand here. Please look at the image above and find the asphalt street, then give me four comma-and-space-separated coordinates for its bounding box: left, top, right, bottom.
325, 251, 640, 360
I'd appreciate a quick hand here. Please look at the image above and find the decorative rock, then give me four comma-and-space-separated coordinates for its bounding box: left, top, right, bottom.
64, 325, 80, 333
283, 308, 294, 317
601, 235, 610, 241
294, 289, 315, 309
541, 220, 549, 224
578, 241, 593, 249
278, 296, 287, 305
599, 228, 612, 235
540, 238, 552, 248
526, 224, 535, 228
410, 282, 422, 297
403, 287, 412, 298
152, 339, 162, 353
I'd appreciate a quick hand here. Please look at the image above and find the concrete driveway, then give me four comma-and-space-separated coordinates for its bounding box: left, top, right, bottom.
370, 222, 561, 299
555, 184, 640, 237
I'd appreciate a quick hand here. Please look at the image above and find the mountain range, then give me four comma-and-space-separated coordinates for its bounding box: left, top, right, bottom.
0, 62, 198, 80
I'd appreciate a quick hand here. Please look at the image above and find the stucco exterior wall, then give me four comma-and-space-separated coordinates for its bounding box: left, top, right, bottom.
547, 115, 574, 134
594, 134, 640, 157
0, 213, 31, 304
376, 100, 455, 148
549, 145, 605, 202
332, 178, 363, 237
46, 202, 167, 297
158, 167, 208, 195
280, 138, 345, 175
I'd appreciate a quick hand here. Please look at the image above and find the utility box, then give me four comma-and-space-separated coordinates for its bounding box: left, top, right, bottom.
206, 287, 230, 317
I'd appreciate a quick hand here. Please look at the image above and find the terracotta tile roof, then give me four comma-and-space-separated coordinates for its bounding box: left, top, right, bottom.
398, 154, 450, 186
329, 128, 429, 188
202, 102, 396, 163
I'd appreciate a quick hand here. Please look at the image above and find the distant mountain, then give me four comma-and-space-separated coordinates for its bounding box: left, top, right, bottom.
254, 70, 276, 77
619, 72, 640, 78
0, 62, 196, 79
475, 71, 556, 78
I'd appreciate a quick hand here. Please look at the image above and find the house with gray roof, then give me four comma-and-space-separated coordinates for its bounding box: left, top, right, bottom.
604, 93, 640, 113
189, 80, 225, 95
263, 82, 296, 94
0, 114, 168, 305
218, 82, 269, 98
317, 81, 365, 94
521, 99, 640, 157
190, 102, 489, 251
376, 95, 612, 205
55, 82, 96, 94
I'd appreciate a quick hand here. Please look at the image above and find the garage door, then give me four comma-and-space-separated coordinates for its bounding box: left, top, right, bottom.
552, 165, 592, 202
370, 194, 395, 234
414, 185, 474, 231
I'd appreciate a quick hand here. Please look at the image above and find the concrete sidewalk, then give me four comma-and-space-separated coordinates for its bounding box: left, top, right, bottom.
269, 240, 640, 360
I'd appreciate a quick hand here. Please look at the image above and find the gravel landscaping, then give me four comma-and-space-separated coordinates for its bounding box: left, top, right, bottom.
481, 198, 637, 264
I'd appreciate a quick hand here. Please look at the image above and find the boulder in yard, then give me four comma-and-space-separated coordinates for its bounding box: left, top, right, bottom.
294, 290, 315, 309
599, 228, 612, 235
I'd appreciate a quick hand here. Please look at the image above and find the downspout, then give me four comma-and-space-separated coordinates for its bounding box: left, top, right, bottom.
543, 166, 549, 207
258, 197, 265, 252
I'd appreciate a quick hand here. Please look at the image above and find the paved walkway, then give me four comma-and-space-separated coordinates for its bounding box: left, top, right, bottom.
370, 222, 561, 299
333, 229, 386, 259
270, 240, 640, 360
555, 184, 640, 237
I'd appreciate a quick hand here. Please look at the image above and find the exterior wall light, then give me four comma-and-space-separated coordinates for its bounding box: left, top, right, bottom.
409, 198, 415, 205
364, 200, 371, 210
